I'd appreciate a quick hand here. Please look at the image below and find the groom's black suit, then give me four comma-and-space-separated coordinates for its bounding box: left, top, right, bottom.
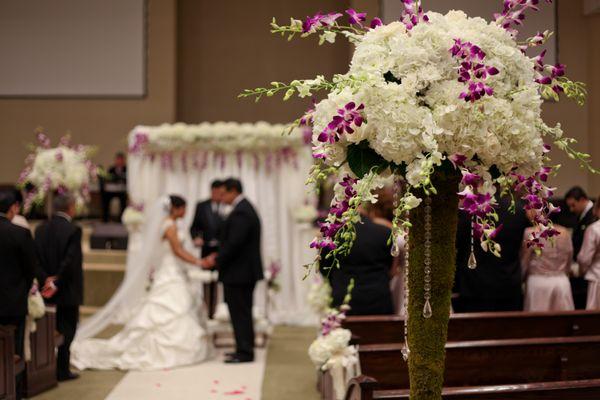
216, 197, 263, 359
35, 214, 83, 378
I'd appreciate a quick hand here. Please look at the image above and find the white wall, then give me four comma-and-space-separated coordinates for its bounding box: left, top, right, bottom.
0, 0, 145, 97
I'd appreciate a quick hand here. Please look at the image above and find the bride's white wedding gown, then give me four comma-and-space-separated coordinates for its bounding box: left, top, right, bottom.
71, 219, 211, 371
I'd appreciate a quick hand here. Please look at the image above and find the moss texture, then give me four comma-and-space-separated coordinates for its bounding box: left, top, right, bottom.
407, 168, 461, 400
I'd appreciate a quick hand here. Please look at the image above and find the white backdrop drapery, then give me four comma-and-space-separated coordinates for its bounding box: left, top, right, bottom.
126, 123, 318, 325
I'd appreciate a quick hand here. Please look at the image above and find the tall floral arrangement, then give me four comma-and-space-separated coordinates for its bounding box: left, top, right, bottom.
242, 1, 594, 398
18, 132, 99, 211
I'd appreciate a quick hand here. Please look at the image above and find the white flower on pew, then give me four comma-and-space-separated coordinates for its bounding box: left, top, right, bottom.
307, 275, 332, 316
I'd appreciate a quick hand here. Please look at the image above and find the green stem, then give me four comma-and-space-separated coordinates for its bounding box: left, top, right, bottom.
407, 168, 460, 400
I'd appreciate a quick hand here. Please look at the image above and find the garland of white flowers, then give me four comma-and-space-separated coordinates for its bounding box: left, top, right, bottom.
129, 122, 309, 171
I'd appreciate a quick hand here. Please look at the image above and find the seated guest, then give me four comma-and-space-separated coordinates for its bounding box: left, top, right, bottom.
521, 210, 574, 311
565, 186, 597, 309
367, 190, 406, 315
576, 198, 600, 309
454, 195, 529, 312
100, 152, 128, 222
321, 210, 394, 315
0, 191, 37, 399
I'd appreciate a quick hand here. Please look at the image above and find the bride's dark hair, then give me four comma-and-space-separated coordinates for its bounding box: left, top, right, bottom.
169, 195, 186, 209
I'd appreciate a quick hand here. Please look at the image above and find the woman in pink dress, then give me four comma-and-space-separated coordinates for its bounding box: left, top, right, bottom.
521, 211, 574, 312
576, 200, 600, 309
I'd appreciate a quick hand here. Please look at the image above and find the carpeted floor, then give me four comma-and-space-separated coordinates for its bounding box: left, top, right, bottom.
31, 325, 319, 400
261, 325, 320, 400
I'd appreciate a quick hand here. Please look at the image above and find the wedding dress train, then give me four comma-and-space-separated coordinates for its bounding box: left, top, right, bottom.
71, 219, 211, 371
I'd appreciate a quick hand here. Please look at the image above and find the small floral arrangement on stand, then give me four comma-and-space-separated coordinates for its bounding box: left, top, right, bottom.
121, 203, 145, 232
308, 280, 357, 400
307, 274, 333, 317
266, 260, 282, 293
241, 1, 596, 398
290, 200, 319, 223
18, 131, 99, 212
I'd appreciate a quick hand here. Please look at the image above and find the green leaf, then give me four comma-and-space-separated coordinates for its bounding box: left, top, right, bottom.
347, 141, 389, 178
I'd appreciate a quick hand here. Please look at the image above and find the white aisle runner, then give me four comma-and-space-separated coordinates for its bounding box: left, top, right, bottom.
106, 349, 267, 400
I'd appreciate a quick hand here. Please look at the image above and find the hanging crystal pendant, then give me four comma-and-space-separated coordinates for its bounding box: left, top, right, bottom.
401, 209, 410, 362
422, 299, 433, 319
423, 196, 433, 319
468, 216, 477, 270
468, 251, 478, 270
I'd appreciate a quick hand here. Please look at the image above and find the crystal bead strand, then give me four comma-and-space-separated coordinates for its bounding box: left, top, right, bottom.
468, 216, 478, 269
401, 232, 410, 361
423, 196, 433, 319
391, 176, 402, 257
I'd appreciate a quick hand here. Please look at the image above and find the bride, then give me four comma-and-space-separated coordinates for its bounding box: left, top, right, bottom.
71, 195, 212, 371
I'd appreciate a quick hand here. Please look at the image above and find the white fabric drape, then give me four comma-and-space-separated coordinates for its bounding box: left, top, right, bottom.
127, 148, 317, 325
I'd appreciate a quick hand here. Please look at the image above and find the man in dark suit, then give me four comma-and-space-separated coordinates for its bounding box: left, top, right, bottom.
565, 186, 597, 309
35, 194, 83, 381
454, 195, 529, 312
0, 191, 37, 399
203, 178, 263, 363
100, 152, 127, 222
191, 180, 225, 318
190, 180, 225, 258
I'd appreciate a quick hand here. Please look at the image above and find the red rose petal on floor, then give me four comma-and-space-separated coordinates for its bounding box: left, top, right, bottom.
224, 390, 245, 395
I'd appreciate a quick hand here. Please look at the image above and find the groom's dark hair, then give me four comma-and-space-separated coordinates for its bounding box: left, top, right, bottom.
211, 179, 224, 189
224, 178, 243, 194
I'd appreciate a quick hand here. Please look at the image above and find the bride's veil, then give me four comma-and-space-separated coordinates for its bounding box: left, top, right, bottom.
75, 195, 172, 340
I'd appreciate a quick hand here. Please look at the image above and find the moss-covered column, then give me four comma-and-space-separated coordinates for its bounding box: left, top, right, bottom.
407, 168, 461, 400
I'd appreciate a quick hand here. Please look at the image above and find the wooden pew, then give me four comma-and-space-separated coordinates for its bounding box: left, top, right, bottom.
357, 336, 600, 389
343, 310, 600, 345
0, 326, 17, 400
346, 377, 600, 400
23, 311, 59, 397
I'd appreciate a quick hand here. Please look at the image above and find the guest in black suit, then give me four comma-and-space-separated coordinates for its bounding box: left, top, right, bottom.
321, 213, 394, 315
35, 194, 83, 381
203, 178, 263, 363
454, 195, 529, 312
0, 191, 37, 399
190, 180, 225, 258
566, 186, 597, 309
100, 152, 127, 222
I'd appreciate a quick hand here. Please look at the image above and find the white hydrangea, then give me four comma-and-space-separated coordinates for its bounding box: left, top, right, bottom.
313, 10, 548, 177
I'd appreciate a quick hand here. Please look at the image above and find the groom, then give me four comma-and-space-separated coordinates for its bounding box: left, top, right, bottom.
204, 178, 263, 363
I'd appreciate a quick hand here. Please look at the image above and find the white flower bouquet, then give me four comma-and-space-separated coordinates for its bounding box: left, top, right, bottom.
18, 132, 98, 211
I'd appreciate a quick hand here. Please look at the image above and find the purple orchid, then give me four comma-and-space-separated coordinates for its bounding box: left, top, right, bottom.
310, 175, 358, 251
129, 132, 150, 154
449, 154, 468, 167
370, 17, 383, 29
346, 9, 367, 26
36, 132, 51, 149
494, 0, 553, 36
450, 39, 499, 102
400, 0, 429, 30
302, 12, 342, 33
317, 102, 365, 145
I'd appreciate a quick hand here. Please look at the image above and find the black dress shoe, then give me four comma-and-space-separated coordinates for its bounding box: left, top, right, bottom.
57, 372, 80, 381
224, 355, 254, 364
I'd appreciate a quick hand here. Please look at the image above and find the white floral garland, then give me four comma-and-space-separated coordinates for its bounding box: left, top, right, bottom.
129, 122, 307, 154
